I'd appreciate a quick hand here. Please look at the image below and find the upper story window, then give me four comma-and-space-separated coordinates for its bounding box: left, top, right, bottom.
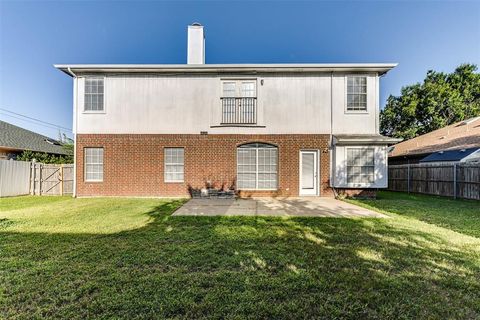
221, 80, 257, 124
346, 76, 367, 111
84, 77, 104, 112
346, 148, 374, 184
222, 80, 257, 98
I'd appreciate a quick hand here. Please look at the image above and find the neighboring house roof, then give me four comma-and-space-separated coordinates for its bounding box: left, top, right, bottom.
389, 117, 480, 158
54, 63, 398, 76
419, 147, 480, 163
0, 120, 70, 155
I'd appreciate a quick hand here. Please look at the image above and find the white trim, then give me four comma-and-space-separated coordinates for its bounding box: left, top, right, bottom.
73, 76, 77, 197
164, 147, 185, 183
236, 145, 278, 191
84, 147, 104, 182
299, 150, 319, 196
220, 79, 257, 97
83, 76, 106, 114
375, 74, 380, 134
344, 75, 369, 114
345, 146, 375, 188
55, 63, 399, 77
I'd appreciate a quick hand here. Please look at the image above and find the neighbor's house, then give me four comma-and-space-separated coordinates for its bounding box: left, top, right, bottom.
55, 24, 400, 198
0, 120, 69, 160
389, 117, 480, 165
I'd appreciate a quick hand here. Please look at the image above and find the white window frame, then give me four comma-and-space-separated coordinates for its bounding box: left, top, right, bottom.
237, 143, 277, 191
164, 148, 184, 183
345, 75, 368, 113
84, 147, 104, 182
221, 79, 257, 98
83, 76, 106, 114
346, 147, 375, 187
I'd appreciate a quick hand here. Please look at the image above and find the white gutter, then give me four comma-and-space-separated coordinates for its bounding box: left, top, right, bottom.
67, 67, 77, 77
333, 135, 403, 145
54, 63, 399, 76
330, 71, 335, 188
67, 67, 78, 198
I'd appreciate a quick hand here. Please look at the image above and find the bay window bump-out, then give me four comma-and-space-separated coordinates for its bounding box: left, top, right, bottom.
346, 148, 375, 184
237, 143, 277, 190
84, 147, 104, 182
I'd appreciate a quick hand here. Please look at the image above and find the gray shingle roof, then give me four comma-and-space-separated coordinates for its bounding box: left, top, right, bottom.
0, 120, 70, 155
419, 147, 480, 162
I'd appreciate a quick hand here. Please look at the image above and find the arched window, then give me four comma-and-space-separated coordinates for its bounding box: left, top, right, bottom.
237, 143, 278, 190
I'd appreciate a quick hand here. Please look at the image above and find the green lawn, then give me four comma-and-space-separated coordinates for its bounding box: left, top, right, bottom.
1, 192, 479, 319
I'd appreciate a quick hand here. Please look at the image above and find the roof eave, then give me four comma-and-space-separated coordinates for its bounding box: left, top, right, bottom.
54, 63, 398, 77
334, 135, 402, 145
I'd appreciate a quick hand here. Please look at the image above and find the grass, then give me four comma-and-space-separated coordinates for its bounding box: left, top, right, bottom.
1, 192, 479, 319
347, 191, 480, 238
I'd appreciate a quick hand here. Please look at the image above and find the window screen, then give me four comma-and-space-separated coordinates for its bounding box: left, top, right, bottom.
237, 143, 277, 190
85, 78, 104, 111
347, 76, 367, 111
347, 148, 375, 184
85, 148, 104, 182
165, 148, 184, 182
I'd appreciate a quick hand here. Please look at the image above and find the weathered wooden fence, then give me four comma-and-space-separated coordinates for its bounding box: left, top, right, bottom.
0, 160, 73, 197
388, 163, 480, 200
30, 162, 74, 196
0, 160, 31, 197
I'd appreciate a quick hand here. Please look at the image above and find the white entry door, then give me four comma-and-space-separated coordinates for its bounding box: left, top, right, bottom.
300, 150, 318, 196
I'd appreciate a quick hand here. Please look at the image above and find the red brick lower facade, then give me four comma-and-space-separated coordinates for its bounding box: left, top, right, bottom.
75, 134, 334, 197
336, 189, 377, 199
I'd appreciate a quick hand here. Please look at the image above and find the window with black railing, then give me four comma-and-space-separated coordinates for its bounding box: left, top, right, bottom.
221, 97, 257, 124
221, 80, 257, 125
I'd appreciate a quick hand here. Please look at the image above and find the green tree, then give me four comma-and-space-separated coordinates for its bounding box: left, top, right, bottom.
380, 64, 480, 140
16, 140, 74, 164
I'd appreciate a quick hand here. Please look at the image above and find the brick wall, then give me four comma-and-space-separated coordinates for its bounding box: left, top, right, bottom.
76, 134, 333, 197
336, 189, 377, 199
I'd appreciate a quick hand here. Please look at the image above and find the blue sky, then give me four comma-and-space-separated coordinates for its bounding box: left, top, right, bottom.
1, 0, 479, 139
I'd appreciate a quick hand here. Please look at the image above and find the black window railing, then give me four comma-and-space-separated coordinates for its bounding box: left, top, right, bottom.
221, 97, 257, 124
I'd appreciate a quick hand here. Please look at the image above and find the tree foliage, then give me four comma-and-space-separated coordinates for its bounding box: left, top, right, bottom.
17, 143, 74, 164
380, 64, 480, 139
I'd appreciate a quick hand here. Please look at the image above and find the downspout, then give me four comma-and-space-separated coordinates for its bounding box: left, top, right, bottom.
376, 74, 379, 134
330, 71, 336, 194
68, 67, 78, 198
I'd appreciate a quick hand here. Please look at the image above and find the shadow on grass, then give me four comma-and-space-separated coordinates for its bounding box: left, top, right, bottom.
1, 199, 479, 319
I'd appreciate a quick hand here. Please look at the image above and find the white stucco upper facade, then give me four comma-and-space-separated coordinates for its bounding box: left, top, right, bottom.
56, 64, 396, 136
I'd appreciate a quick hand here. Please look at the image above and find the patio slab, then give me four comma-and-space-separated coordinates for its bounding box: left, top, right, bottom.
173, 197, 386, 218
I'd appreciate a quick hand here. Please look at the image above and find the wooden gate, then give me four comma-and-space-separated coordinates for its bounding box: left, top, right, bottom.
31, 163, 74, 195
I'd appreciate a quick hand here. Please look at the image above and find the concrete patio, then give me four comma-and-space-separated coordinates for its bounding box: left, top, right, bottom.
173, 197, 386, 218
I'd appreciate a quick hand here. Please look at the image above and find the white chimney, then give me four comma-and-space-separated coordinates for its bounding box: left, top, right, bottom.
187, 23, 205, 64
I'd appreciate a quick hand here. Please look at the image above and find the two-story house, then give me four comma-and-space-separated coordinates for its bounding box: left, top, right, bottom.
56, 23, 400, 198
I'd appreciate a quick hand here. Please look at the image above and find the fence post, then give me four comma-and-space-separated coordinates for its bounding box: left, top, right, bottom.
453, 163, 457, 200
407, 164, 410, 193
60, 165, 64, 196
39, 163, 42, 196
32, 160, 37, 195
